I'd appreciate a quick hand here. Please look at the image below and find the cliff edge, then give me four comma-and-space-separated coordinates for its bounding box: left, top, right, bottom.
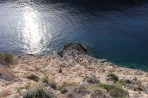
0, 43, 148, 98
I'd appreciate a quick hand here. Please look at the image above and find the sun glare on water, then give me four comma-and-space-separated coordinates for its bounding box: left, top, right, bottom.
20, 5, 52, 54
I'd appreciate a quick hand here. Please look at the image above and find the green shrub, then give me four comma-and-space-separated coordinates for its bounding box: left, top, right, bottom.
74, 85, 90, 95
26, 74, 39, 82
99, 84, 128, 98
125, 80, 145, 91
49, 80, 57, 89
90, 89, 110, 98
83, 76, 99, 84
0, 53, 2, 58
117, 80, 126, 86
0, 53, 2, 63
0, 53, 13, 64
42, 77, 49, 84
42, 77, 57, 89
3, 53, 13, 63
59, 82, 68, 94
106, 73, 118, 83
17, 85, 30, 94
23, 88, 54, 98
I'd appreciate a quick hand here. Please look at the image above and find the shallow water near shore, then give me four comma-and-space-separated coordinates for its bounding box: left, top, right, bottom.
0, 0, 148, 71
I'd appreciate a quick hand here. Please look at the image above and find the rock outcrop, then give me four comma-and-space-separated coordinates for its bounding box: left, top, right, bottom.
58, 43, 87, 57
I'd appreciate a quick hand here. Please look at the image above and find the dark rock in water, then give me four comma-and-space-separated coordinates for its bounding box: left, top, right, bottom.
58, 43, 87, 57
63, 43, 87, 52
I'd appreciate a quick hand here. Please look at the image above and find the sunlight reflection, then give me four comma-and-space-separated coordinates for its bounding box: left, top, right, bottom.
21, 5, 51, 54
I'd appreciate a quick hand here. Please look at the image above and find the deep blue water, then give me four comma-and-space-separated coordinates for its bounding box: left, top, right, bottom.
0, 0, 148, 71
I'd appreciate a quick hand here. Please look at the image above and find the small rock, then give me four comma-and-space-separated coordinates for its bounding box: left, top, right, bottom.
21, 89, 27, 96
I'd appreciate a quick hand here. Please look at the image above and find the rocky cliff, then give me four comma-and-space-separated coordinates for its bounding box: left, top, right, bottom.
0, 43, 147, 98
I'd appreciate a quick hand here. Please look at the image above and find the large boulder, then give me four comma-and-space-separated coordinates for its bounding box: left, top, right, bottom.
58, 43, 87, 57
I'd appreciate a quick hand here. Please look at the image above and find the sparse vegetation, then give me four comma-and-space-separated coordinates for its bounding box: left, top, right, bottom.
17, 85, 30, 93
42, 77, 49, 84
83, 75, 99, 84
23, 88, 54, 98
66, 82, 79, 87
26, 74, 39, 82
0, 53, 13, 64
49, 80, 57, 89
133, 77, 138, 81
74, 85, 90, 95
0, 53, 2, 60
106, 73, 119, 83
90, 89, 110, 98
99, 84, 128, 98
42, 77, 57, 89
117, 79, 126, 86
125, 80, 145, 92
17, 87, 24, 93
59, 82, 68, 94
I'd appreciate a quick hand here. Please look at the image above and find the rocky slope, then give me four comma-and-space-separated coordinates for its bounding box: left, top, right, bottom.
0, 43, 148, 98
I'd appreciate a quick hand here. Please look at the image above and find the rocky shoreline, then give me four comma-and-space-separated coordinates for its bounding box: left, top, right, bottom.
0, 43, 148, 98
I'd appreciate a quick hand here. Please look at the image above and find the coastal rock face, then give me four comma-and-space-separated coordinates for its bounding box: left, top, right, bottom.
58, 43, 87, 57
0, 43, 148, 98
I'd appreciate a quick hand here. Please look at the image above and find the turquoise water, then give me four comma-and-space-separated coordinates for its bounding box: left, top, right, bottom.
0, 0, 148, 71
